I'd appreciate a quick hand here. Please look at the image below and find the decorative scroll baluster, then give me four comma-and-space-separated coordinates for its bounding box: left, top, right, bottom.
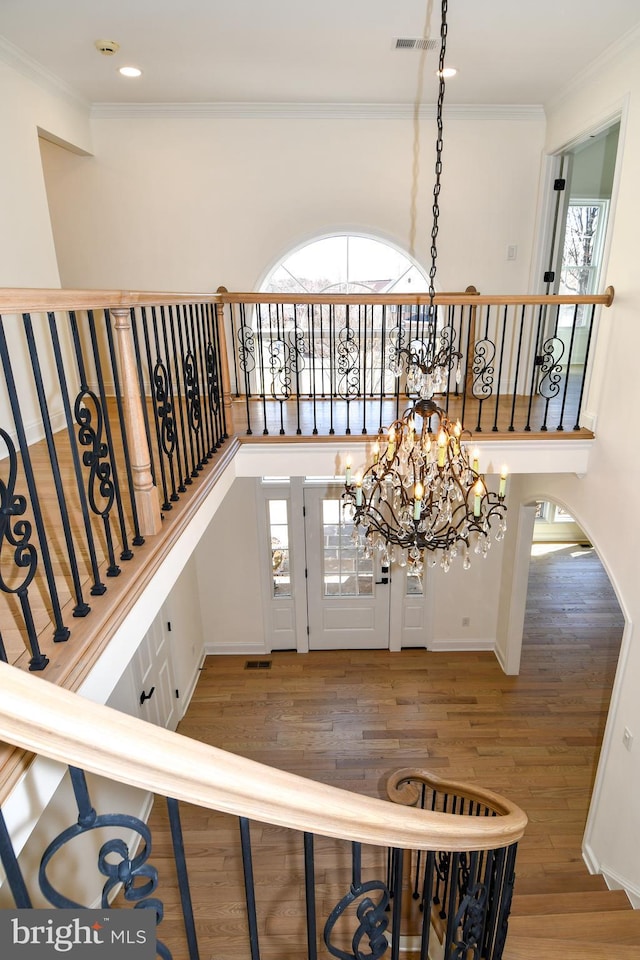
166, 304, 191, 490
141, 305, 177, 511
0, 318, 69, 648
49, 312, 106, 596
39, 767, 173, 959
69, 311, 121, 578
324, 841, 390, 960
0, 428, 48, 670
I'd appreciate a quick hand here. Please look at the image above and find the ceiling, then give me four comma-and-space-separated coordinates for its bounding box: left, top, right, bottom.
1, 0, 640, 107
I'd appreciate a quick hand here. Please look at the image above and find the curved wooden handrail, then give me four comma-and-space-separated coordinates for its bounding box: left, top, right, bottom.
0, 661, 527, 853
0, 285, 615, 313
387, 767, 520, 817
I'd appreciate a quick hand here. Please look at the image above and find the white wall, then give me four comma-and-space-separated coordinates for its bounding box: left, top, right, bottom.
537, 34, 640, 899
195, 477, 266, 653
39, 110, 544, 294
0, 61, 91, 287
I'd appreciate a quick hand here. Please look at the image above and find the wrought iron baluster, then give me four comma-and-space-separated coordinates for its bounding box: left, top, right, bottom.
419, 850, 436, 960
309, 304, 319, 435
237, 302, 255, 435
509, 305, 527, 432
304, 832, 318, 960
390, 846, 403, 960
324, 840, 390, 960
573, 303, 597, 431
22, 314, 90, 618
194, 303, 213, 461
525, 304, 545, 432
239, 817, 261, 960
492, 305, 509, 432
328, 303, 335, 434
492, 843, 518, 960
0, 317, 69, 649
166, 798, 200, 960
69, 311, 120, 578
143, 306, 175, 510
39, 767, 172, 959
87, 309, 134, 561
538, 303, 565, 432
204, 302, 223, 448
184, 304, 203, 472
49, 312, 106, 596
473, 305, 495, 433
557, 303, 579, 432
169, 306, 193, 489
0, 807, 32, 906
165, 305, 189, 491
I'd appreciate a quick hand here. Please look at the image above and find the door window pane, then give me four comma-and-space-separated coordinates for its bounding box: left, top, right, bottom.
322, 498, 373, 597
268, 499, 291, 597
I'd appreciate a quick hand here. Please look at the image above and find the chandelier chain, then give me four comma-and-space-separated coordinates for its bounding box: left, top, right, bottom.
429, 0, 448, 305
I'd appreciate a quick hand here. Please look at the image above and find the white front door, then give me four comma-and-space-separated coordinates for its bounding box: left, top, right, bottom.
304, 484, 392, 649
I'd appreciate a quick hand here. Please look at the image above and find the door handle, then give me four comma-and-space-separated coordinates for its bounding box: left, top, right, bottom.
376, 565, 390, 585
140, 686, 155, 705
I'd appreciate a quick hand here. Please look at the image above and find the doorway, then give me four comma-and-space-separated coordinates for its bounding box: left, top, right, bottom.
260, 479, 431, 651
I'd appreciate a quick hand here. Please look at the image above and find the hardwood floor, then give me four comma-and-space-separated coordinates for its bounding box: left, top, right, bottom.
141, 543, 631, 958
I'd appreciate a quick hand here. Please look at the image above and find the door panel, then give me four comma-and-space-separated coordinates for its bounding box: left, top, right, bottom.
304, 485, 390, 649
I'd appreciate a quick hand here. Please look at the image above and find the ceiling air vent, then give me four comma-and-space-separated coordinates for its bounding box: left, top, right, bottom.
394, 37, 438, 51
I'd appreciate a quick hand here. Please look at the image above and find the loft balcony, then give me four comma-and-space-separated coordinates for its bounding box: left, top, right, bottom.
0, 284, 613, 693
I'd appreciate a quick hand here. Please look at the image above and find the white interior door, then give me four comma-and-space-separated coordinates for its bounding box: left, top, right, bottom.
134, 617, 178, 730
304, 484, 391, 649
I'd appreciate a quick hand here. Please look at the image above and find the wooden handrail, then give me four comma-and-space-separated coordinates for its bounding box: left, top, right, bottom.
0, 661, 527, 853
218, 286, 615, 307
0, 286, 615, 313
0, 289, 221, 313
387, 767, 517, 815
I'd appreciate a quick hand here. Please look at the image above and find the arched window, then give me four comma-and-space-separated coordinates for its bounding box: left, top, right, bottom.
262, 235, 429, 294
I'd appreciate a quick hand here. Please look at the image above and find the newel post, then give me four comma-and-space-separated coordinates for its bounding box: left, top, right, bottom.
215, 287, 235, 436
111, 306, 163, 536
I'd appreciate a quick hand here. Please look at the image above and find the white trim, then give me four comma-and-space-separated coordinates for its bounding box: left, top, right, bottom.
178, 652, 207, 720
546, 23, 640, 114
204, 641, 268, 655
428, 639, 495, 652
90, 101, 545, 122
0, 36, 89, 110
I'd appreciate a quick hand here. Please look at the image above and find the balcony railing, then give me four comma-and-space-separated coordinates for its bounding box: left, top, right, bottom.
0, 660, 527, 960
220, 287, 614, 437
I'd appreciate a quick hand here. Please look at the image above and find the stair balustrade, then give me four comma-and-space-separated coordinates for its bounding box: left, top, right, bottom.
0, 290, 228, 674
0, 661, 527, 960
387, 768, 521, 959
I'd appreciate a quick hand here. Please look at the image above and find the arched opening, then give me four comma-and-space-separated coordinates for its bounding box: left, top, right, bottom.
261, 233, 430, 294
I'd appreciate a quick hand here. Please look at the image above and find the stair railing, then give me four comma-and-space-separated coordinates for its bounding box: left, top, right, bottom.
0, 289, 229, 674
0, 660, 527, 960
387, 768, 522, 960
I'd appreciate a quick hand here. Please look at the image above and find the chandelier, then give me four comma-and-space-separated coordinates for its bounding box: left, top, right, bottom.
342, 0, 508, 573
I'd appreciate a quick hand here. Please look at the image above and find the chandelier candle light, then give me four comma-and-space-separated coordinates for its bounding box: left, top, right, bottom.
343, 399, 508, 574
342, 0, 508, 573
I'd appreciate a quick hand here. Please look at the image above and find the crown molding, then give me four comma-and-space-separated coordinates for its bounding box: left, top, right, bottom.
546, 21, 640, 113
0, 35, 89, 111
89, 100, 544, 121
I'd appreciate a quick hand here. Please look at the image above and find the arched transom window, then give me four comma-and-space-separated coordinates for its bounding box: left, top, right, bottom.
262, 235, 429, 295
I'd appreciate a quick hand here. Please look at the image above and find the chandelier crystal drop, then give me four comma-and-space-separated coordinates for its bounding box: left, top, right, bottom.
342, 0, 507, 574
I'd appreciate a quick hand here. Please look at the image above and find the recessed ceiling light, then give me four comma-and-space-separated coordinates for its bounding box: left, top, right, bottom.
437, 66, 458, 78
119, 66, 142, 78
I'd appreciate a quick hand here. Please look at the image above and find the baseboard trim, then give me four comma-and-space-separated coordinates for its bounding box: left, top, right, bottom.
428, 639, 495, 652
179, 651, 206, 718
583, 842, 640, 908
204, 642, 268, 656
